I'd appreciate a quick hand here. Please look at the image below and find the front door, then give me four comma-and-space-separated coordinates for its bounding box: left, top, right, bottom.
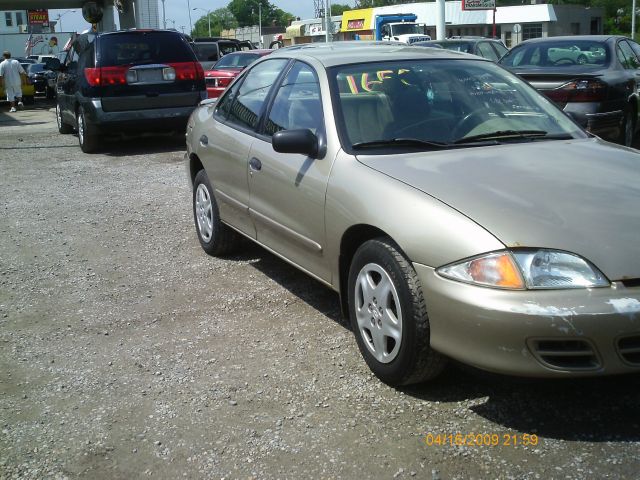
248, 61, 332, 282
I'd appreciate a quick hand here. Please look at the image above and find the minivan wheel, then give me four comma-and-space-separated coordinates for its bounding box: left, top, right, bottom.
348, 238, 446, 386
56, 103, 73, 134
192, 169, 240, 256
77, 107, 99, 153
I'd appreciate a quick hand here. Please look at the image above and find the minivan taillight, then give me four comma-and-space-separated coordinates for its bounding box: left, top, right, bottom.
84, 66, 128, 86
169, 62, 204, 81
545, 79, 608, 103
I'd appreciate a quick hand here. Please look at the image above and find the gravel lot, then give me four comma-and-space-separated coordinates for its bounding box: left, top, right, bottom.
1, 102, 640, 479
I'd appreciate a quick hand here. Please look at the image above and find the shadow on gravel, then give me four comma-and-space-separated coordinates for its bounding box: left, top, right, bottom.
404, 365, 640, 442
227, 242, 345, 326
101, 134, 187, 157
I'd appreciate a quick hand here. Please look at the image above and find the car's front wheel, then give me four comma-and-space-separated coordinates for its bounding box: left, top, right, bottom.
192, 169, 240, 256
348, 238, 446, 386
77, 107, 99, 153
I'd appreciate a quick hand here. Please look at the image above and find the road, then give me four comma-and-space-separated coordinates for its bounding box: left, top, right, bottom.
1, 101, 639, 479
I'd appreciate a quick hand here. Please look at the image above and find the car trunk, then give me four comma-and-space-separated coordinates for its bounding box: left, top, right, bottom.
512, 68, 605, 109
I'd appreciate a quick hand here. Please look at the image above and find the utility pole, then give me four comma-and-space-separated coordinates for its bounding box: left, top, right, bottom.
161, 0, 166, 29
633, 0, 637, 39
259, 3, 262, 48
325, 0, 331, 42
187, 0, 193, 34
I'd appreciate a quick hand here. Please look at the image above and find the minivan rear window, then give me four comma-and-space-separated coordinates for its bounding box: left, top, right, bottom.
99, 32, 195, 66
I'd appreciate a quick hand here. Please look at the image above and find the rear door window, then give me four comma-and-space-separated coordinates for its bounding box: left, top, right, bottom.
99, 32, 195, 66
477, 42, 499, 61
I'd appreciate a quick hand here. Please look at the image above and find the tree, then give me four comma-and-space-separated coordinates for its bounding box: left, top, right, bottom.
192, 8, 238, 37
331, 3, 352, 15
227, 0, 294, 28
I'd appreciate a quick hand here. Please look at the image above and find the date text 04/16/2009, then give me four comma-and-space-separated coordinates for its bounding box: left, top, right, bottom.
424, 433, 539, 447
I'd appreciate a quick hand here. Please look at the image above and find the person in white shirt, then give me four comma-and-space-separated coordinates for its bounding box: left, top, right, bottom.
0, 51, 27, 113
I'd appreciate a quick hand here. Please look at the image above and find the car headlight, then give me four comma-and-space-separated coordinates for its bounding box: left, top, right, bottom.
437, 249, 609, 290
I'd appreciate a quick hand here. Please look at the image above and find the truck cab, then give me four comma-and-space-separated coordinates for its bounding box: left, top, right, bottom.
377, 14, 431, 44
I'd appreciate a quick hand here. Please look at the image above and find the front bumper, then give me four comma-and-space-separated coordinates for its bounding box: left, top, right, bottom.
415, 263, 640, 377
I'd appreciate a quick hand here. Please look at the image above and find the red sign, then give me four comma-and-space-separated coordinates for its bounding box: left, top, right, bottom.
347, 19, 365, 30
28, 9, 49, 25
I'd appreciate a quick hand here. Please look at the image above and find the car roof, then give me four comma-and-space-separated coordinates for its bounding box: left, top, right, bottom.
224, 49, 272, 55
518, 35, 625, 44
268, 43, 482, 67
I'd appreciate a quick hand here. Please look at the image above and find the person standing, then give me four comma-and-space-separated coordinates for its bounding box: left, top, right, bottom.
0, 51, 26, 113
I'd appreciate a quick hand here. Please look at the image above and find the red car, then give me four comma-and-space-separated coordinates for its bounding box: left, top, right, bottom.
205, 50, 273, 99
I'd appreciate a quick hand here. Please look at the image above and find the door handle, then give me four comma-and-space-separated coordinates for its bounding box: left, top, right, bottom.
199, 135, 208, 146
249, 157, 262, 171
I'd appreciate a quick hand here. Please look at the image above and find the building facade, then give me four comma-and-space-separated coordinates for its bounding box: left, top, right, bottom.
0, 10, 27, 34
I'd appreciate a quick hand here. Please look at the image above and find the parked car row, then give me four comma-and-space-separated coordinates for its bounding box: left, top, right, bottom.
45, 30, 640, 387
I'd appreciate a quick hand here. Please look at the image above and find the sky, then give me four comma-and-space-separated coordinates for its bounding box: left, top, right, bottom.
49, 0, 349, 34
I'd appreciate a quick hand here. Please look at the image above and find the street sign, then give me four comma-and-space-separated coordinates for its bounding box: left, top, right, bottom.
462, 0, 496, 11
513, 23, 522, 34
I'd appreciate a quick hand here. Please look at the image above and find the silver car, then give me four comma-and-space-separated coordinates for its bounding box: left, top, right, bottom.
186, 45, 640, 386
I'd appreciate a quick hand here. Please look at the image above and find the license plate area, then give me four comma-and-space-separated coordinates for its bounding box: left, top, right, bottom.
127, 65, 175, 85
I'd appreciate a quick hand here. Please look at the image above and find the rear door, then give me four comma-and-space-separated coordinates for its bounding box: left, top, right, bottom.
201, 58, 289, 237
98, 31, 204, 112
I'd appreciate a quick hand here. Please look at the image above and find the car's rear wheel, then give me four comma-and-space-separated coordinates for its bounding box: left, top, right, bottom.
348, 238, 446, 386
56, 103, 73, 134
77, 107, 99, 153
621, 108, 635, 147
192, 169, 240, 256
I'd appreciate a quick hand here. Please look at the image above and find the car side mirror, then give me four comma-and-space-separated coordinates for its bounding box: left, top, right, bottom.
272, 129, 319, 158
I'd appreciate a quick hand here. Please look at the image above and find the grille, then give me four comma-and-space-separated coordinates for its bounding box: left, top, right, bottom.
617, 336, 640, 365
530, 339, 600, 370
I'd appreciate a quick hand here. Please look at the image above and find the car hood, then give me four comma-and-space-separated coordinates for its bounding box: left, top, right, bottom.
356, 138, 640, 280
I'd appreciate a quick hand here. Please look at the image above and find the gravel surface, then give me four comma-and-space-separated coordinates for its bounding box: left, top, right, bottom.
1, 103, 640, 479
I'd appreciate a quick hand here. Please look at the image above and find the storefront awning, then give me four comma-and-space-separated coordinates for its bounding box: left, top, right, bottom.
285, 24, 304, 39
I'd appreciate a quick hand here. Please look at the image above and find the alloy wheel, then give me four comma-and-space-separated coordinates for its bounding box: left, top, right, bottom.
354, 262, 403, 364
195, 183, 213, 242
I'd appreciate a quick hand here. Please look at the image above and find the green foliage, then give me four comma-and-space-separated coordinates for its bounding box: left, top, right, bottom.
227, 0, 294, 28
331, 3, 352, 16
192, 7, 238, 37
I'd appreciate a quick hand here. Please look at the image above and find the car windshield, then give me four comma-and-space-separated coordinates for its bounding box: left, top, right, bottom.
500, 40, 610, 68
391, 23, 423, 35
28, 63, 45, 73
330, 59, 585, 149
439, 42, 472, 53
215, 53, 261, 69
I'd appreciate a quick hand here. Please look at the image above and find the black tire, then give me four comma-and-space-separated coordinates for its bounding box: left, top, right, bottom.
192, 169, 240, 256
620, 108, 635, 147
77, 106, 99, 153
348, 237, 446, 386
56, 103, 73, 134
22, 95, 35, 105
46, 86, 56, 99
576, 54, 587, 65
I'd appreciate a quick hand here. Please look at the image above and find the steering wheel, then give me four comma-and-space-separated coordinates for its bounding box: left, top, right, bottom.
551, 58, 577, 66
450, 107, 500, 140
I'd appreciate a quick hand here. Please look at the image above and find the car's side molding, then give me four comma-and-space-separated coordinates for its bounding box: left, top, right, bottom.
249, 208, 323, 253
215, 188, 248, 212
